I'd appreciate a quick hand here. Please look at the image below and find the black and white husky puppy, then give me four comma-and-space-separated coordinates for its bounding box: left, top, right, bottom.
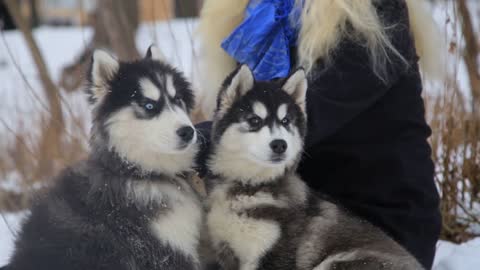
206, 65, 424, 270
4, 46, 203, 270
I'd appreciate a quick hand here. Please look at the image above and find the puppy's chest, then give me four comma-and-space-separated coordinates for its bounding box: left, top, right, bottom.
207, 184, 287, 269
128, 180, 202, 262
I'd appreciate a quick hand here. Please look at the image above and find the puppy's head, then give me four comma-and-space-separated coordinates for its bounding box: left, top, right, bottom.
88, 45, 197, 175
209, 65, 307, 182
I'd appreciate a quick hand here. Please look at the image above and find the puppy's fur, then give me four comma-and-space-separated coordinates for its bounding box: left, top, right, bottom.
206, 65, 424, 270
4, 46, 203, 270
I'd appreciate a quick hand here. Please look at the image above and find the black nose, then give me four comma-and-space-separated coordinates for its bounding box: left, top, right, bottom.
176, 126, 194, 142
270, 139, 287, 154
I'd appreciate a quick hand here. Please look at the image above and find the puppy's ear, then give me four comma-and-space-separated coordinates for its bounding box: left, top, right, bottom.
88, 50, 119, 104
281, 68, 307, 112
145, 44, 165, 61
217, 65, 254, 114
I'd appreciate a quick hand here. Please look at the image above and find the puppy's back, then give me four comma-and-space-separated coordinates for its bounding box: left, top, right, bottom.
296, 197, 424, 270
5, 162, 126, 270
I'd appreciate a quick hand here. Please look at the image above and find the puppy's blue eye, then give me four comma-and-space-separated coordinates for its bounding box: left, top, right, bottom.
281, 117, 290, 126
145, 103, 155, 110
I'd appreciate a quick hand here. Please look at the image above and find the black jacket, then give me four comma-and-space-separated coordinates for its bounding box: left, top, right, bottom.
196, 1, 441, 269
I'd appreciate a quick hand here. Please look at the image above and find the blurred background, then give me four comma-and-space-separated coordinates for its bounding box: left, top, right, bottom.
0, 0, 479, 269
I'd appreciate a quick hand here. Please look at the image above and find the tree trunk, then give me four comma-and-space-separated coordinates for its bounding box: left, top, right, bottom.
457, 0, 480, 115
175, 0, 202, 18
101, 0, 139, 60
456, 0, 480, 200
3, 0, 64, 130
29, 0, 40, 28
60, 0, 140, 91
4, 0, 64, 177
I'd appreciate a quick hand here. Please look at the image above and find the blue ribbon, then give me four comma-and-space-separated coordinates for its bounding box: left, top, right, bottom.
221, 0, 302, 81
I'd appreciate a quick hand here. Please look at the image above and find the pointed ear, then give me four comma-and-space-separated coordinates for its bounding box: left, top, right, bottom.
145, 44, 165, 61
89, 50, 119, 104
217, 65, 254, 113
281, 68, 307, 112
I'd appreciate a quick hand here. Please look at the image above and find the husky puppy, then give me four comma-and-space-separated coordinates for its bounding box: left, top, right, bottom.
4, 46, 203, 270
206, 65, 424, 270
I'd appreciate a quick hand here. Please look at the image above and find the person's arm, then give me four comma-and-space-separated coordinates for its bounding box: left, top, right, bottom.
304, 0, 417, 146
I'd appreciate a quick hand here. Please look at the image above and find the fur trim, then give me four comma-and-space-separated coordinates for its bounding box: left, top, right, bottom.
197, 0, 249, 119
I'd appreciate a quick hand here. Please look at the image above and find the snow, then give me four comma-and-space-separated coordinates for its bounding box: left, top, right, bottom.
0, 9, 479, 270
0, 19, 200, 132
429, 2, 471, 100
434, 240, 480, 270
0, 212, 28, 266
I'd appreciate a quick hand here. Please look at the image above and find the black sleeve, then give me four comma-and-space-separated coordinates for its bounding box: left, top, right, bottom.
304, 0, 417, 146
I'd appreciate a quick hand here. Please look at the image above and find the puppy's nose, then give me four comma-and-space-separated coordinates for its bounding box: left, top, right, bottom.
176, 126, 195, 142
270, 139, 287, 154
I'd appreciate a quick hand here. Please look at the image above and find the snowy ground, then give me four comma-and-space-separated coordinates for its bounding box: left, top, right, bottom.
0, 12, 479, 270
434, 239, 480, 269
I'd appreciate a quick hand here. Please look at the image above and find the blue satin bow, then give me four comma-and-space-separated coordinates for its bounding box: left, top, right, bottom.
221, 0, 302, 81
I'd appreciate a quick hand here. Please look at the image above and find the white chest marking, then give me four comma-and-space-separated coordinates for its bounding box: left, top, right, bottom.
207, 185, 281, 270
129, 181, 202, 263
150, 183, 202, 263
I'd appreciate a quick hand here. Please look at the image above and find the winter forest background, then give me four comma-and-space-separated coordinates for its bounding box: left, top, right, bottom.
0, 0, 479, 269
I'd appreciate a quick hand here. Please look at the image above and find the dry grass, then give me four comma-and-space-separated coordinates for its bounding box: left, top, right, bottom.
426, 0, 480, 242
427, 83, 480, 243
0, 111, 88, 212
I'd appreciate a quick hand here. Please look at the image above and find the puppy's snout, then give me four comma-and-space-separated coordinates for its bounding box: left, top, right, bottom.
270, 139, 287, 154
176, 126, 195, 143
